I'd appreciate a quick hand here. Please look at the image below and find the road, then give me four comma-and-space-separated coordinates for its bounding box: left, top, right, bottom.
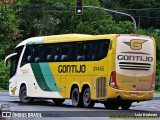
0, 91, 160, 120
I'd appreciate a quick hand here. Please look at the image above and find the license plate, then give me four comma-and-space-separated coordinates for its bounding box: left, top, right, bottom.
130, 93, 138, 96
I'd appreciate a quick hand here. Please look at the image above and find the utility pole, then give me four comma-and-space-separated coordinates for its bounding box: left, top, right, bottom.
83, 6, 137, 34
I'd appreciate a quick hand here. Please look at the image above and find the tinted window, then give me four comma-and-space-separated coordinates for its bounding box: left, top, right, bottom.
75, 42, 86, 61
20, 39, 110, 66
21, 46, 34, 66
75, 40, 110, 61
34, 45, 44, 62
60, 44, 73, 61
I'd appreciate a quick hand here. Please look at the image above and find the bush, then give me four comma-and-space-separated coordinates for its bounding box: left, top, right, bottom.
0, 60, 9, 90
138, 28, 160, 90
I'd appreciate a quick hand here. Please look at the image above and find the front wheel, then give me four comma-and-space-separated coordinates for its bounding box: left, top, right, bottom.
52, 99, 65, 106
19, 86, 33, 103
82, 87, 95, 108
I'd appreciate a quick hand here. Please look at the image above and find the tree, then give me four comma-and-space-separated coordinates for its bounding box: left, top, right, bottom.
0, 0, 22, 90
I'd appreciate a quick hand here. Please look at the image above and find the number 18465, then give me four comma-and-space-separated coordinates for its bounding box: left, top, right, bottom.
93, 66, 104, 71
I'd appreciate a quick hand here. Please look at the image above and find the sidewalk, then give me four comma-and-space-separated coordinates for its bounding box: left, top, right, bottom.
154, 93, 160, 100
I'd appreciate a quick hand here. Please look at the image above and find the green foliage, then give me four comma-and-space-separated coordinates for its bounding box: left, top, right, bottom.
100, 0, 160, 29
0, 0, 159, 90
137, 28, 160, 90
156, 61, 160, 90
0, 1, 23, 60
0, 88, 4, 90
0, 60, 9, 90
101, 0, 160, 9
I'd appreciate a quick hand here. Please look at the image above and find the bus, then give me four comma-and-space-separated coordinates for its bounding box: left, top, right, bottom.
4, 34, 156, 109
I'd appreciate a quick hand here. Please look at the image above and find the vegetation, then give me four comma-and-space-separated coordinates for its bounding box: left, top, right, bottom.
0, 0, 159, 90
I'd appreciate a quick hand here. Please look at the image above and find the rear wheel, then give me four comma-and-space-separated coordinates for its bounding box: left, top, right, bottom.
120, 101, 132, 110
71, 87, 83, 107
52, 99, 65, 106
19, 86, 33, 103
104, 100, 120, 109
82, 87, 95, 108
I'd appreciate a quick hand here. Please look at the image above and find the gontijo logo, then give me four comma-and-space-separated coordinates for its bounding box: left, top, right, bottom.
124, 40, 147, 50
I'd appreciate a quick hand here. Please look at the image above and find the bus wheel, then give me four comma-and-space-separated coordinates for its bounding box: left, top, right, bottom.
52, 99, 65, 106
82, 87, 95, 108
71, 87, 83, 107
104, 100, 120, 109
120, 101, 132, 110
19, 86, 33, 103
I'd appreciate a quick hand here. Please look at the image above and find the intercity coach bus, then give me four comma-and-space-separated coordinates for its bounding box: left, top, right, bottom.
5, 34, 156, 109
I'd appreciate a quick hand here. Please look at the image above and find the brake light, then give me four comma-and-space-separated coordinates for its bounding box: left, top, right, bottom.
116, 34, 120, 37
110, 71, 119, 89
149, 73, 155, 90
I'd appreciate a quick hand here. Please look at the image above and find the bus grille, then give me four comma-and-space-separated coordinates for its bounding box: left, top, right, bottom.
96, 77, 106, 98
119, 62, 151, 70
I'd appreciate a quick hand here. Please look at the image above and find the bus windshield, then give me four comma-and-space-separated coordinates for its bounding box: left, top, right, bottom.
5, 46, 24, 78
10, 55, 17, 78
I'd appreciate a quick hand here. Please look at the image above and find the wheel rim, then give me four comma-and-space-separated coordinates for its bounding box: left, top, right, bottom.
22, 90, 28, 99
73, 91, 79, 105
83, 90, 91, 105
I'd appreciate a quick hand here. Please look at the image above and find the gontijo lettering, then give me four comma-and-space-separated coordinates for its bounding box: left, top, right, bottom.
58, 65, 86, 73
117, 55, 153, 62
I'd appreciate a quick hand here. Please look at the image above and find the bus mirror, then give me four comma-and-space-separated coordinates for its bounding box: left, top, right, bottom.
4, 58, 9, 67
4, 53, 17, 67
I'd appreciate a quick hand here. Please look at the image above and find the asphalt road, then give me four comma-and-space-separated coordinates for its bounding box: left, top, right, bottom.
0, 91, 160, 120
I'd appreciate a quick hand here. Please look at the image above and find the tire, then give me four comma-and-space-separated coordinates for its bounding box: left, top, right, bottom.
120, 101, 132, 110
104, 100, 120, 109
71, 87, 83, 107
82, 87, 95, 108
19, 86, 33, 103
52, 99, 65, 106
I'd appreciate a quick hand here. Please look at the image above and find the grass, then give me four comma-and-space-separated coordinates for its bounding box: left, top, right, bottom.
0, 88, 9, 92
0, 87, 3, 91
155, 91, 160, 94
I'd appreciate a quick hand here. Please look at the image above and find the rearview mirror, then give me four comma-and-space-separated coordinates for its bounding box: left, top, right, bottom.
4, 59, 9, 67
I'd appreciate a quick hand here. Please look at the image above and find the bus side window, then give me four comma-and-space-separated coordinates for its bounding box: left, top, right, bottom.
60, 44, 72, 61
21, 46, 34, 66
97, 40, 110, 60
45, 44, 58, 62
84, 42, 94, 61
91, 42, 98, 61
75, 42, 85, 61
27, 46, 34, 63
46, 45, 53, 62
54, 45, 60, 61
34, 45, 45, 62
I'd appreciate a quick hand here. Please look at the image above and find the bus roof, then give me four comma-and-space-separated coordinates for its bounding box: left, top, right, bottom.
16, 34, 114, 48
16, 34, 153, 48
